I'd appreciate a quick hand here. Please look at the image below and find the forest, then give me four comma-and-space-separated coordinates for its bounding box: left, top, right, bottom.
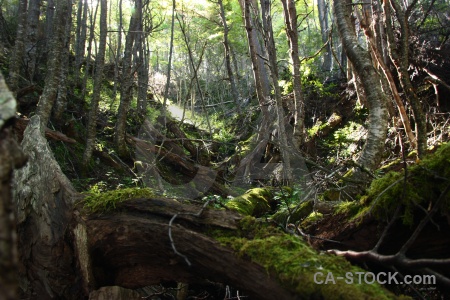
0, 0, 450, 299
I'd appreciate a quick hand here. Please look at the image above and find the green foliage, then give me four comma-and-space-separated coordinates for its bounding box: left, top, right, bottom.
82, 187, 154, 213
214, 217, 397, 299
323, 121, 366, 162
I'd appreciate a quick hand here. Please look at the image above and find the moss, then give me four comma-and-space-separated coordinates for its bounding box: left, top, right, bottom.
271, 200, 314, 224
82, 187, 154, 213
215, 217, 398, 299
225, 188, 274, 216
336, 142, 450, 224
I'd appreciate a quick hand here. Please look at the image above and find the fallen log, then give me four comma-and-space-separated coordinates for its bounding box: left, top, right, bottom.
14, 117, 76, 143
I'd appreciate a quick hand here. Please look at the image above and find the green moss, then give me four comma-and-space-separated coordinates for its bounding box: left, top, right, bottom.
271, 200, 314, 224
337, 142, 450, 224
225, 188, 274, 216
215, 217, 398, 299
82, 187, 154, 213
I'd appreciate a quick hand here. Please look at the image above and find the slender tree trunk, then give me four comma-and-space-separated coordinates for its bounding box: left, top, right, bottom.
7, 0, 28, 94
82, 1, 99, 99
54, 1, 73, 123
25, 0, 41, 82
113, 0, 123, 98
177, 14, 212, 134
45, 0, 55, 51
317, 0, 332, 72
0, 72, 27, 300
334, 0, 388, 179
218, 0, 241, 113
136, 1, 149, 120
82, 0, 108, 171
115, 0, 140, 158
162, 0, 176, 122
355, 5, 416, 149
383, 0, 427, 157
74, 0, 87, 83
280, 0, 305, 147
35, 0, 71, 134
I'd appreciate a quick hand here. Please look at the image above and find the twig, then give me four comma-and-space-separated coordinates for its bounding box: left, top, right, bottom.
168, 199, 213, 266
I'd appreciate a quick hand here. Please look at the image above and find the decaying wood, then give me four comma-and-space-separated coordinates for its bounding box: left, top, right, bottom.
83, 198, 297, 300
14, 117, 77, 143
129, 135, 235, 197
0, 73, 27, 300
13, 116, 84, 299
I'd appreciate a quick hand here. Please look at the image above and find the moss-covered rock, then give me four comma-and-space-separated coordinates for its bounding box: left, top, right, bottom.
82, 187, 154, 213
215, 217, 400, 299
225, 188, 274, 216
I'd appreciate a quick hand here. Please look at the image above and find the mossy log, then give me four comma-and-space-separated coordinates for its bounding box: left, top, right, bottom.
11, 115, 399, 299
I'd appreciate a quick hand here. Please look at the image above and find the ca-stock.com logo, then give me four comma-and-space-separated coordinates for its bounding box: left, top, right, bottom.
134, 114, 313, 200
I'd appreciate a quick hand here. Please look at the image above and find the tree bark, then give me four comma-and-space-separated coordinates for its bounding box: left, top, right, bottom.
13, 116, 84, 299
280, 0, 305, 147
334, 0, 389, 179
25, 0, 41, 82
35, 0, 70, 134
7, 0, 28, 94
53, 0, 72, 123
0, 72, 27, 300
82, 0, 108, 171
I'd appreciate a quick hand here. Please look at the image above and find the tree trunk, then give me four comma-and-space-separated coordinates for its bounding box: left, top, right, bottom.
260, 0, 292, 184
383, 0, 427, 158
35, 0, 70, 134
82, 0, 108, 171
218, 0, 241, 113
25, 0, 41, 82
13, 116, 84, 299
45, 0, 55, 51
74, 0, 88, 83
0, 72, 27, 300
334, 0, 388, 180
53, 0, 72, 123
113, 0, 123, 99
115, 0, 140, 158
280, 0, 305, 147
317, 0, 332, 72
7, 0, 28, 94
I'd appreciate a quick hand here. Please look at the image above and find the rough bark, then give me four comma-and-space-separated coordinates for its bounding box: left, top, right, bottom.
115, 0, 140, 158
7, 0, 28, 93
83, 0, 108, 171
35, 0, 70, 134
13, 116, 84, 299
0, 72, 27, 300
334, 0, 389, 179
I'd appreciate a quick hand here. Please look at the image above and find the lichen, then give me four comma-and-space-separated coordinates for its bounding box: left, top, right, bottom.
82, 187, 154, 213
214, 216, 399, 299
